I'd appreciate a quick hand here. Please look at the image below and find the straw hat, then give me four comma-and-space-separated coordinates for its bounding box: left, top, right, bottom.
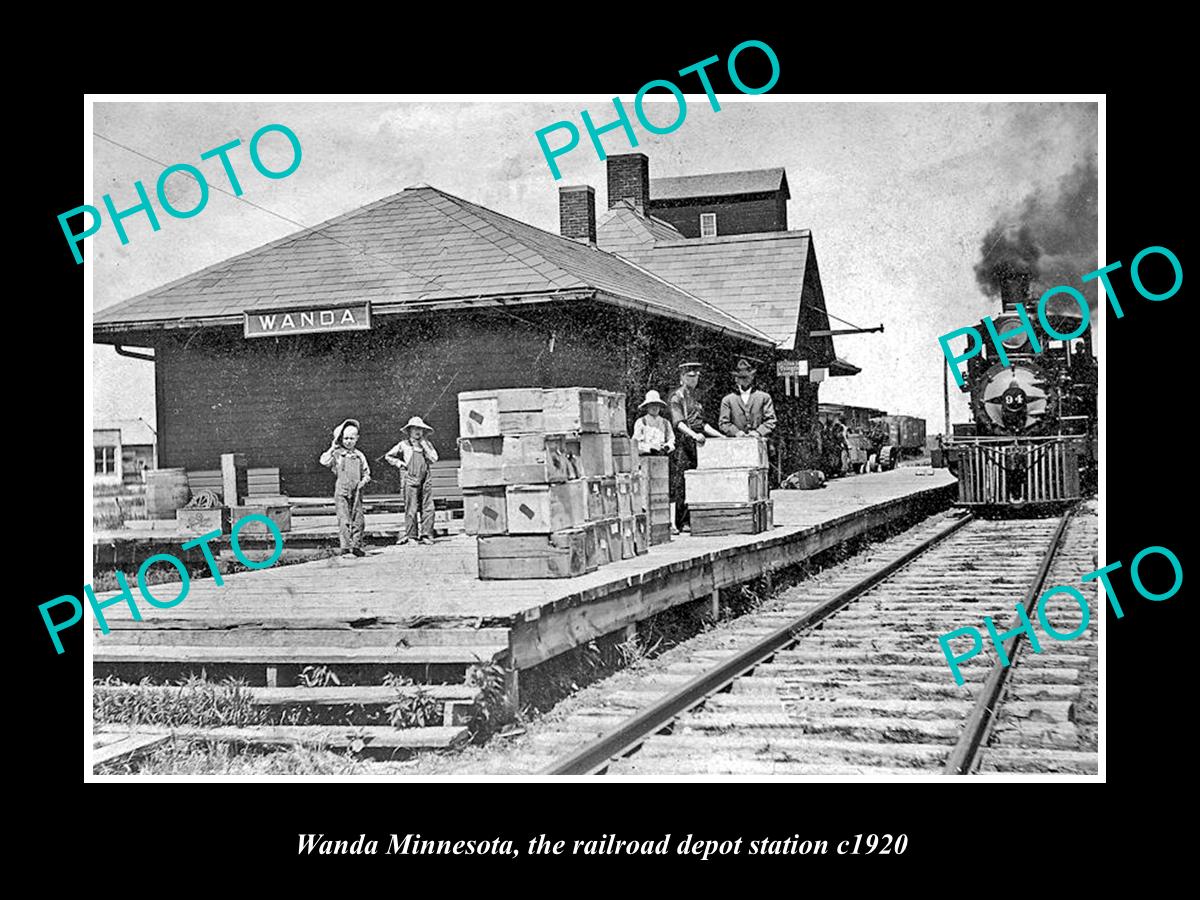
678, 361, 703, 372
638, 390, 667, 410
332, 418, 361, 444
403, 416, 434, 433
731, 358, 757, 377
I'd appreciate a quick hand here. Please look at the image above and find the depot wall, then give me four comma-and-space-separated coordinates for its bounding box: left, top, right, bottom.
143, 303, 760, 497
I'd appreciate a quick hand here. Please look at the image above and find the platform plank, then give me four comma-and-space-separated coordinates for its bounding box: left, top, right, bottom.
91, 471, 956, 672
94, 644, 508, 665
94, 724, 469, 751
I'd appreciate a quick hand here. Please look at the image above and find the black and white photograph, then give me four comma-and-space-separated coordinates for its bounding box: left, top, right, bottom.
82, 95, 1107, 780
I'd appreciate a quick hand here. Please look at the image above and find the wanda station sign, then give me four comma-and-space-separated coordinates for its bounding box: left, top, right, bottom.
243, 301, 372, 339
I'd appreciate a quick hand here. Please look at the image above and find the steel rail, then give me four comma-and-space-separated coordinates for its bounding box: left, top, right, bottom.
543, 511, 976, 776
943, 506, 1077, 775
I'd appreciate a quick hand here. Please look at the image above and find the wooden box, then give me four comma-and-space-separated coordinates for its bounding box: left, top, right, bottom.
477, 529, 590, 580
618, 517, 637, 560
501, 434, 574, 484
457, 436, 505, 488
458, 391, 501, 439
615, 473, 634, 518
685, 467, 768, 504
543, 387, 601, 433
591, 519, 617, 565
697, 436, 769, 470
458, 388, 547, 438
595, 390, 612, 434
649, 522, 672, 546
230, 504, 291, 535
690, 500, 771, 536
608, 392, 628, 434
460, 435, 577, 487
611, 434, 633, 473
633, 514, 648, 555
573, 432, 614, 477
505, 482, 587, 534
580, 523, 605, 571
603, 519, 623, 563
176, 507, 230, 535
600, 476, 618, 518
463, 487, 508, 535
585, 477, 607, 522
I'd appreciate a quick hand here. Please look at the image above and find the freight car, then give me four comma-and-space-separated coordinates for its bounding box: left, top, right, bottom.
945, 274, 1097, 509
872, 415, 927, 455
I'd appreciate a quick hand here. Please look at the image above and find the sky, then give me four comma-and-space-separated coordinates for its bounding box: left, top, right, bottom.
90, 99, 1098, 434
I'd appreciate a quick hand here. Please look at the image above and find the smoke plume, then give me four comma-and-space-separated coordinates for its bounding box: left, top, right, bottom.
974, 157, 1099, 307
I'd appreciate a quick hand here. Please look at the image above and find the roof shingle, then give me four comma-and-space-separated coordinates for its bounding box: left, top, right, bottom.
94, 187, 771, 345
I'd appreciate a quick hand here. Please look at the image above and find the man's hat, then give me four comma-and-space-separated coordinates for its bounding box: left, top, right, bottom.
333, 418, 361, 444
731, 358, 757, 376
639, 390, 667, 409
678, 361, 703, 372
404, 416, 434, 432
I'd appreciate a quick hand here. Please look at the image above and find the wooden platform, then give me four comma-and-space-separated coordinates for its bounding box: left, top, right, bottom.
92, 470, 956, 677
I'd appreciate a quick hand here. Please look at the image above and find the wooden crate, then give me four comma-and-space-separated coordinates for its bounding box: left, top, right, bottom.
186, 469, 224, 494
608, 392, 628, 434
685, 467, 768, 504
615, 473, 634, 518
600, 476, 618, 518
544, 387, 601, 433
231, 504, 291, 535
697, 436, 769, 469
601, 518, 622, 563
501, 434, 576, 484
458, 391, 501, 439
582, 522, 607, 571
463, 487, 507, 535
690, 500, 771, 536
618, 517, 637, 560
649, 522, 672, 546
176, 507, 229, 535
477, 530, 590, 579
573, 433, 614, 477
611, 434, 633, 473
505, 482, 587, 534
590, 519, 617, 565
246, 467, 281, 497
633, 514, 648, 555
585, 477, 607, 522
595, 390, 612, 433
457, 436, 505, 487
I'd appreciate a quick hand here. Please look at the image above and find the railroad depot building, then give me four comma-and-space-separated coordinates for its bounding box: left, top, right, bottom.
93, 153, 856, 497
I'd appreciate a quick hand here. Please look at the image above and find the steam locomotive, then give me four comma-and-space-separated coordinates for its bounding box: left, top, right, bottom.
945, 273, 1098, 510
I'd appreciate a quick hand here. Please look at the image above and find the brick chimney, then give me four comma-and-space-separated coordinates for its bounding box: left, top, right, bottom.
607, 153, 649, 213
559, 185, 596, 245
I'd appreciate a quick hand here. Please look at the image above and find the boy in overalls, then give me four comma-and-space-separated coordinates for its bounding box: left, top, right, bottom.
385, 417, 439, 545
319, 419, 371, 558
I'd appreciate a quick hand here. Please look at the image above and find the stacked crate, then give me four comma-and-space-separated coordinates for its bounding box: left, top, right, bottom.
458, 388, 646, 579
685, 436, 774, 535
636, 454, 672, 545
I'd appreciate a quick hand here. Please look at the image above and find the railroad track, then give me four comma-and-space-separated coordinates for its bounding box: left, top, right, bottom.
543, 506, 1098, 776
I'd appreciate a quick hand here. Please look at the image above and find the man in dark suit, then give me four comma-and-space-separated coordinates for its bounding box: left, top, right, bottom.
719, 358, 777, 438
668, 361, 723, 532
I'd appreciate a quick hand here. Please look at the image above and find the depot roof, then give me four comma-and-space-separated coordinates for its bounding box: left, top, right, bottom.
649, 167, 790, 202
93, 186, 773, 347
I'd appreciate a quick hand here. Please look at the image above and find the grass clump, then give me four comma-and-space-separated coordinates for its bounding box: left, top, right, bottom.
94, 674, 266, 729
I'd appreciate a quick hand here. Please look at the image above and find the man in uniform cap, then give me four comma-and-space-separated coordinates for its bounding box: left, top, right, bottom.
668, 361, 723, 532
719, 358, 777, 439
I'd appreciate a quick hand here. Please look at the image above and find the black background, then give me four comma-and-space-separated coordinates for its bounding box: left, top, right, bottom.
21, 25, 1188, 881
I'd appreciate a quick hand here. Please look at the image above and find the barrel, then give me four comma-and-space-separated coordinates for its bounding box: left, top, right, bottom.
145, 468, 190, 519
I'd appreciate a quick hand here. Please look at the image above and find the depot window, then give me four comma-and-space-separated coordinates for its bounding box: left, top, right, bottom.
700, 213, 717, 237
95, 446, 116, 474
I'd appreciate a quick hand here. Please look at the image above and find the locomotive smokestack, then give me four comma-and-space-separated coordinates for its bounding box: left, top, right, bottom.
999, 272, 1032, 312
